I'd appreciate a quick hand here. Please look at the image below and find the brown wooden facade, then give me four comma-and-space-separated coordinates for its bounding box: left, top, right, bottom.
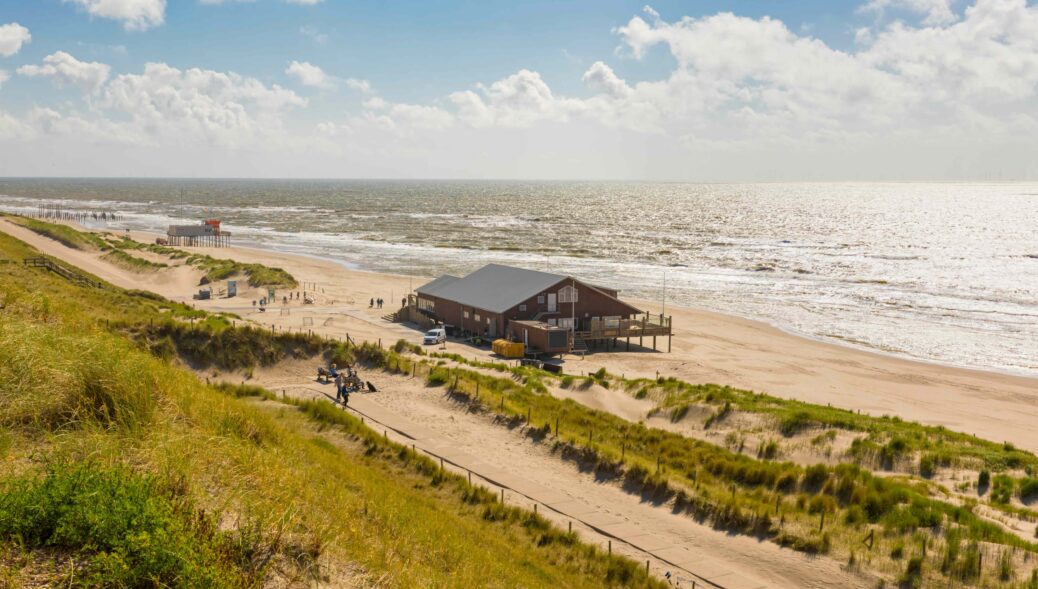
416, 275, 642, 339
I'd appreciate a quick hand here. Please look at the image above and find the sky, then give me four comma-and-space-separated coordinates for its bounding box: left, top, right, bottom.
0, 0, 1036, 180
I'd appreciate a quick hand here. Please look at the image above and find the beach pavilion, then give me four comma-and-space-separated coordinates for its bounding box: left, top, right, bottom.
407, 263, 672, 354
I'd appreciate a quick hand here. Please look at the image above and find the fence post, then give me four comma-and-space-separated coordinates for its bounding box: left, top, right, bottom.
608, 540, 611, 555
527, 408, 531, 423
468, 470, 472, 485
555, 417, 559, 436
440, 457, 444, 472
568, 521, 572, 533
645, 560, 649, 575
500, 488, 504, 504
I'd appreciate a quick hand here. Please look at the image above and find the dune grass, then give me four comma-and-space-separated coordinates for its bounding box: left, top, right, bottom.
102, 248, 169, 272
0, 229, 663, 588
359, 346, 1038, 587
4, 214, 296, 288
7, 215, 109, 251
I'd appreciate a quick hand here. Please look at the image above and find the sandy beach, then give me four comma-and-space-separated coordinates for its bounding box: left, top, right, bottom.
3, 217, 1036, 454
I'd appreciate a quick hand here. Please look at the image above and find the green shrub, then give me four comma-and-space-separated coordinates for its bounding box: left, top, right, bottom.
899, 555, 924, 587
890, 542, 905, 559
0, 464, 246, 587
1020, 478, 1038, 503
778, 411, 814, 436
803, 464, 829, 490
992, 474, 1014, 504
919, 453, 937, 478
757, 439, 779, 460
560, 375, 575, 389
979, 469, 991, 491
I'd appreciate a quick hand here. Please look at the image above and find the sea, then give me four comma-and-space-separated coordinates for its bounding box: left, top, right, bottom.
0, 179, 1035, 377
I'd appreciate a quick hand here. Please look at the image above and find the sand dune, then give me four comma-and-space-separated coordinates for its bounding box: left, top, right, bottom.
3, 218, 1036, 456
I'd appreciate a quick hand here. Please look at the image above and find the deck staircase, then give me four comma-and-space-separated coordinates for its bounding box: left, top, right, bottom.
571, 334, 589, 356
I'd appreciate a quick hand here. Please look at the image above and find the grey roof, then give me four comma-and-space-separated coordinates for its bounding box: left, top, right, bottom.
417, 264, 567, 314
416, 274, 460, 295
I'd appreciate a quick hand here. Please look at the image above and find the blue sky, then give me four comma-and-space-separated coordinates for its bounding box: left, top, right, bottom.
1, 0, 1037, 179
3, 1, 859, 103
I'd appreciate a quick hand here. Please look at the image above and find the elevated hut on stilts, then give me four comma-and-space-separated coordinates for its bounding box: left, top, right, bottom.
165, 219, 231, 247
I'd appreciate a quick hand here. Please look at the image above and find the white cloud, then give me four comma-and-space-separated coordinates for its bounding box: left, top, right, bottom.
450, 69, 585, 128
0, 110, 35, 140
0, 23, 31, 57
286, 60, 333, 89
346, 78, 373, 94
64, 0, 166, 31
17, 51, 111, 91
101, 62, 307, 146
0, 70, 8, 89
860, 0, 958, 26
300, 25, 329, 45
581, 61, 631, 98
6, 0, 1038, 180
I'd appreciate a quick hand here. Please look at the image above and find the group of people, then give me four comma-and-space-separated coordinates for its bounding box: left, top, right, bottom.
370, 297, 385, 308
329, 363, 355, 405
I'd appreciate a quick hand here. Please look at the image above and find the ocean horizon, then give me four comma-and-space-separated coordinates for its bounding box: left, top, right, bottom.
1, 178, 1035, 378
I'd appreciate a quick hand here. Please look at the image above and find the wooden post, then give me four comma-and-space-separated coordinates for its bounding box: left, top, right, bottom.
568, 521, 572, 533
608, 540, 611, 555
527, 407, 531, 423
534, 504, 538, 515
645, 560, 649, 575
468, 470, 472, 485
384, 430, 388, 441
440, 457, 444, 471
500, 488, 504, 504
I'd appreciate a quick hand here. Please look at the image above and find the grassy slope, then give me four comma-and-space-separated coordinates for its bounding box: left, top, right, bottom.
8, 216, 109, 251
0, 231, 661, 589
4, 214, 296, 288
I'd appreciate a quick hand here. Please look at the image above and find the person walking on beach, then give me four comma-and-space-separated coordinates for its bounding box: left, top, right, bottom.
334, 371, 344, 402
370, 298, 374, 308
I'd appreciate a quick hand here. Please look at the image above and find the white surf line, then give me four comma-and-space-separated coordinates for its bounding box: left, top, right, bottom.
278, 378, 759, 589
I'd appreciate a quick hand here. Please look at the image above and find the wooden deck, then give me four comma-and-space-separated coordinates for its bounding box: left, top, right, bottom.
575, 313, 673, 352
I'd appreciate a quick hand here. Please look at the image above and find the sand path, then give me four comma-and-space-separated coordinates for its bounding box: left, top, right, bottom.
250, 363, 873, 589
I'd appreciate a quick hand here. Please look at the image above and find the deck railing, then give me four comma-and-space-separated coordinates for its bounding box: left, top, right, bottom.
576, 313, 672, 340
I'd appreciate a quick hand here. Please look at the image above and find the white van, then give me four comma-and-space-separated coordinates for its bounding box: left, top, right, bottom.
423, 327, 447, 345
